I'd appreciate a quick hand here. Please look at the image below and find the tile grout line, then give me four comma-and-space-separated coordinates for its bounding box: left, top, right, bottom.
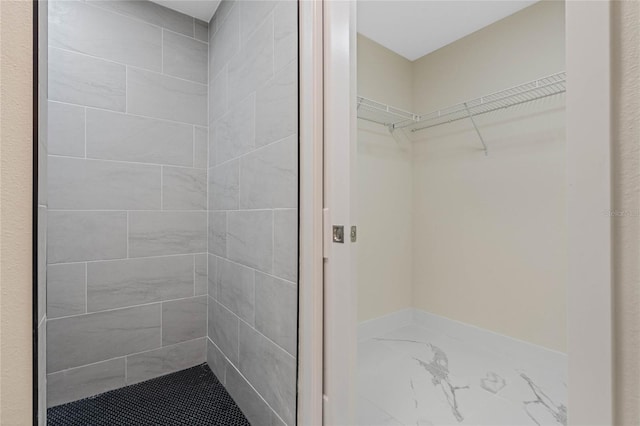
49, 99, 207, 130
50, 46, 209, 87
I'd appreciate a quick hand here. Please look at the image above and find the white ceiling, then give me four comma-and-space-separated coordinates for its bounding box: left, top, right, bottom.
151, 0, 220, 22
357, 1, 538, 61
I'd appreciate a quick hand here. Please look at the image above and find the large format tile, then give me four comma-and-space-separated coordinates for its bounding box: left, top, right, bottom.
274, 1, 297, 73
128, 211, 207, 257
228, 14, 274, 105
195, 19, 209, 42
255, 62, 297, 147
239, 135, 297, 209
48, 101, 85, 157
238, 321, 296, 426
207, 338, 229, 384
86, 109, 193, 166
211, 93, 256, 165
49, 156, 161, 210
126, 338, 206, 385
47, 304, 161, 372
208, 212, 227, 257
87, 0, 195, 37
209, 160, 239, 210
273, 209, 298, 282
49, 47, 126, 111
49, 1, 161, 72
162, 296, 208, 345
47, 358, 126, 407
239, 1, 276, 45
209, 65, 228, 123
195, 253, 208, 296
227, 210, 273, 272
357, 398, 403, 426
47, 263, 86, 319
226, 364, 274, 426
194, 127, 209, 169
209, 3, 239, 78
218, 258, 255, 325
87, 255, 194, 312
162, 166, 207, 210
48, 211, 127, 264
255, 272, 297, 355
127, 68, 207, 125
208, 254, 219, 298
163, 30, 208, 84
208, 298, 239, 364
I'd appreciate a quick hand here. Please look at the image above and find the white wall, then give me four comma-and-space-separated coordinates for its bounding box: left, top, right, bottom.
410, 1, 567, 352
357, 35, 413, 322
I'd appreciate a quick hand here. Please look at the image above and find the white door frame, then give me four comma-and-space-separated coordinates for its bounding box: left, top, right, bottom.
298, 1, 614, 425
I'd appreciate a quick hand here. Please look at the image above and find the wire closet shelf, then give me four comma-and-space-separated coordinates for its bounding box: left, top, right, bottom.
356, 71, 566, 147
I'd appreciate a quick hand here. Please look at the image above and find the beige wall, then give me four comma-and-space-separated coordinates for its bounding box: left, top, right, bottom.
0, 1, 35, 424
357, 35, 414, 321
411, 1, 567, 352
611, 1, 640, 423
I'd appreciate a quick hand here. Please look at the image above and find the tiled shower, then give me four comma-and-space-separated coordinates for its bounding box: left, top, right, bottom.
40, 1, 298, 424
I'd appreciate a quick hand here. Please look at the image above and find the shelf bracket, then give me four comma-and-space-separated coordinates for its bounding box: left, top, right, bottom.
463, 102, 488, 156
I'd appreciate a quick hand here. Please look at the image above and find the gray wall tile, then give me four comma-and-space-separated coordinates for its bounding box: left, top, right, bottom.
194, 126, 209, 168
162, 296, 208, 345
49, 1, 162, 72
239, 1, 276, 45
209, 65, 228, 123
208, 254, 218, 298
86, 109, 193, 166
238, 321, 296, 426
47, 358, 125, 407
226, 364, 274, 426
211, 93, 255, 165
129, 211, 207, 257
49, 47, 125, 111
228, 15, 273, 105
47, 263, 86, 319
207, 338, 229, 384
218, 259, 255, 325
255, 272, 297, 356
273, 209, 298, 282
48, 211, 127, 264
209, 160, 239, 210
255, 62, 297, 147
127, 68, 207, 125
126, 338, 206, 384
48, 101, 85, 157
195, 253, 208, 295
88, 0, 195, 37
208, 298, 239, 364
209, 212, 227, 257
227, 210, 273, 272
274, 1, 297, 73
47, 304, 161, 372
163, 30, 208, 84
195, 19, 209, 42
239, 135, 297, 209
87, 255, 194, 312
209, 3, 239, 78
49, 156, 161, 210
162, 166, 207, 210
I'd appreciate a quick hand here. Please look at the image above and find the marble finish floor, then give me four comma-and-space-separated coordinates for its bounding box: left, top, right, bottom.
357, 323, 567, 426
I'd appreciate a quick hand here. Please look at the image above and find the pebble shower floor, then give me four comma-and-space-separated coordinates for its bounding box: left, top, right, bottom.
47, 364, 250, 426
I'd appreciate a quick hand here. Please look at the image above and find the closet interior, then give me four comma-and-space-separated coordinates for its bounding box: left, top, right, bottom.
356, 1, 567, 425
